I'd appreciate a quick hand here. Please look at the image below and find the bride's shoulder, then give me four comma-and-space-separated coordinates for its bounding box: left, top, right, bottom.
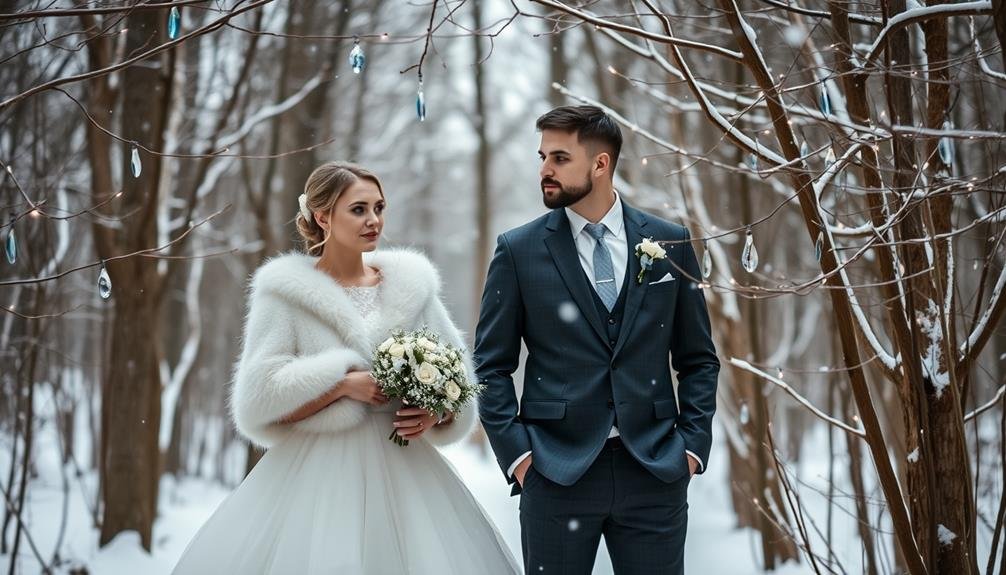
247, 252, 319, 297
368, 248, 442, 294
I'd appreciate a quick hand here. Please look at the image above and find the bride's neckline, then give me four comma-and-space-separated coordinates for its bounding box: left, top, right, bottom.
316, 262, 383, 289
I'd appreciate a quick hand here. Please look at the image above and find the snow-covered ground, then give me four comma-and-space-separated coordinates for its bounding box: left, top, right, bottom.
2, 417, 1000, 573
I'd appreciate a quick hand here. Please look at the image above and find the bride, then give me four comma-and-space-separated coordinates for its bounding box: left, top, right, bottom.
173, 162, 519, 574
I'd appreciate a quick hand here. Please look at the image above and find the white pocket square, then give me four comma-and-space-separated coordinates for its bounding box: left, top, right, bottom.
649, 272, 675, 285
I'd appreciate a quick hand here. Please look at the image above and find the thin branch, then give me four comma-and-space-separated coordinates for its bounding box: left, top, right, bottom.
531, 0, 745, 62
0, 206, 229, 288
963, 383, 1005, 423
0, 0, 276, 111
861, 1, 993, 66
0, 0, 205, 22
729, 358, 866, 437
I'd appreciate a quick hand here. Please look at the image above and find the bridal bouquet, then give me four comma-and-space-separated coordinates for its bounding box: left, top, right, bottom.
371, 327, 482, 446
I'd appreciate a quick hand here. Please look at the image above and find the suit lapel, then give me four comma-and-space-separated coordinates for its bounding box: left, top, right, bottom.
612, 203, 649, 358
543, 210, 608, 345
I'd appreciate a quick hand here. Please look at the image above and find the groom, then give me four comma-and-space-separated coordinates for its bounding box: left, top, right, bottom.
475, 106, 719, 574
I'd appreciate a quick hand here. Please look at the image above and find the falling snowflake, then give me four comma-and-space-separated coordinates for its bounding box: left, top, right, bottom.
558, 301, 580, 323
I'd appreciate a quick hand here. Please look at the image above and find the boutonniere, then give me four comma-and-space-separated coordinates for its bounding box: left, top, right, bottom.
635, 238, 667, 284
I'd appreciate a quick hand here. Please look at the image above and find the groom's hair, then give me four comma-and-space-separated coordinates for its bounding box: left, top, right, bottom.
536, 105, 622, 174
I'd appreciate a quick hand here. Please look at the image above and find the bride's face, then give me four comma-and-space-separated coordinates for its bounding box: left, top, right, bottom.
320, 178, 385, 253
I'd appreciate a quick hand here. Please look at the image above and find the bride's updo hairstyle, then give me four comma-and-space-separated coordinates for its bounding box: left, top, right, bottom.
296, 161, 385, 256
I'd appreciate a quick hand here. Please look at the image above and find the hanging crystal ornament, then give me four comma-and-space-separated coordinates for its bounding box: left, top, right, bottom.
741, 228, 759, 273
416, 77, 426, 122
130, 145, 142, 178
701, 240, 713, 279
349, 38, 365, 74
4, 214, 16, 265
818, 86, 832, 116
739, 402, 750, 425
938, 121, 954, 167
746, 153, 758, 171
800, 140, 810, 159
98, 260, 112, 300
168, 6, 181, 40
815, 231, 824, 262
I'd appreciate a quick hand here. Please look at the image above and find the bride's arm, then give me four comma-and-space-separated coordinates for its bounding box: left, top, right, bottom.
231, 291, 371, 447
276, 371, 387, 424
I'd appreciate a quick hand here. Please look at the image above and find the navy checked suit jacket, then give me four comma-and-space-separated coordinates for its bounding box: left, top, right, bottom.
475, 202, 719, 494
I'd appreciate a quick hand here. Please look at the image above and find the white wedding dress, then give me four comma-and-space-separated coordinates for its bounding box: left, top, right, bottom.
173, 285, 520, 574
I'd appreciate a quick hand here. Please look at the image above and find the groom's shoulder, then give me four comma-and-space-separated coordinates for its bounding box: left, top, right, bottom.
632, 205, 689, 240
498, 211, 553, 245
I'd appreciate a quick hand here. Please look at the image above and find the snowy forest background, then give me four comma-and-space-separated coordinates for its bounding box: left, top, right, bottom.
1, 1, 1005, 573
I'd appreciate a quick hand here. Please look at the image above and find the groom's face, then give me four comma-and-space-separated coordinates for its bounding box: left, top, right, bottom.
538, 129, 593, 209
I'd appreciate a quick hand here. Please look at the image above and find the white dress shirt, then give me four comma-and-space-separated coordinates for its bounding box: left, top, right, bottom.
508, 192, 703, 479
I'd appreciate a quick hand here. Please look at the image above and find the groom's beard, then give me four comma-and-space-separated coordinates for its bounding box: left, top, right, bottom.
541, 175, 592, 209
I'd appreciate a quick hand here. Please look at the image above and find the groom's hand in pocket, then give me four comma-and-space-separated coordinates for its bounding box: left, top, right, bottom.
687, 453, 699, 477
514, 456, 533, 487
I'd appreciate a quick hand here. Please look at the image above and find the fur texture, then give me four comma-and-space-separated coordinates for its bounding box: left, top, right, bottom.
230, 248, 478, 448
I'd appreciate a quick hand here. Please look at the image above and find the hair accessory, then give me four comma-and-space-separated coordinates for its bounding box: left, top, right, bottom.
297, 193, 312, 221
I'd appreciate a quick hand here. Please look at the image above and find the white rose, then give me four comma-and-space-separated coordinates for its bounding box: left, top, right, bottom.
415, 362, 441, 386
444, 380, 462, 401
417, 337, 438, 351
639, 238, 666, 259
378, 337, 395, 352
388, 342, 405, 358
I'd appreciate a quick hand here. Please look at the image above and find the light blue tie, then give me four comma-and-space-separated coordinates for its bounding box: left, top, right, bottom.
584, 223, 617, 311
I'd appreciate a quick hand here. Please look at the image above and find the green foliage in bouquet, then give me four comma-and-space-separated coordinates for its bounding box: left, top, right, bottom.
371, 327, 483, 446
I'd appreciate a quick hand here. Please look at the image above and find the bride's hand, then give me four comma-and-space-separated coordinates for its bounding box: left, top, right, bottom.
392, 407, 440, 440
337, 371, 389, 406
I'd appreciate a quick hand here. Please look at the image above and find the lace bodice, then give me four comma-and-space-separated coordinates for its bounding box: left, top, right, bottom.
343, 284, 380, 321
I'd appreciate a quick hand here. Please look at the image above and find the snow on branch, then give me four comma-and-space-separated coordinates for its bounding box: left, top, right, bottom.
756, 0, 883, 26
964, 383, 1005, 422
861, 1, 993, 66
728, 358, 866, 437
960, 255, 1006, 358
531, 0, 744, 62
971, 17, 1006, 82
217, 73, 324, 150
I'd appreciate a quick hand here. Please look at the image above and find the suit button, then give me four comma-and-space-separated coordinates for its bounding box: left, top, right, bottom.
607, 399, 614, 408
609, 339, 616, 346
608, 318, 616, 325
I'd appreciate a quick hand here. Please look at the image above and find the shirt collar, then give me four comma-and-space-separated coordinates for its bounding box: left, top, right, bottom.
565, 191, 624, 238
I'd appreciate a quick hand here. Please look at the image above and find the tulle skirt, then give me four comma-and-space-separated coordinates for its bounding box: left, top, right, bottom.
172, 411, 520, 574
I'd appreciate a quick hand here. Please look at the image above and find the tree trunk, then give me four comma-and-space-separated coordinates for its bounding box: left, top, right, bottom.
885, 2, 976, 572
472, 0, 491, 331
98, 8, 175, 550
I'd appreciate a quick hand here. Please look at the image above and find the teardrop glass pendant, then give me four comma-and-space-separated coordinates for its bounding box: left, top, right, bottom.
4, 222, 16, 265
416, 81, 426, 122
701, 241, 713, 279
168, 6, 181, 40
98, 263, 112, 300
800, 140, 810, 158
819, 87, 832, 116
938, 121, 954, 167
815, 231, 824, 262
741, 228, 759, 273
739, 402, 750, 425
746, 153, 758, 171
130, 146, 142, 178
349, 42, 365, 74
